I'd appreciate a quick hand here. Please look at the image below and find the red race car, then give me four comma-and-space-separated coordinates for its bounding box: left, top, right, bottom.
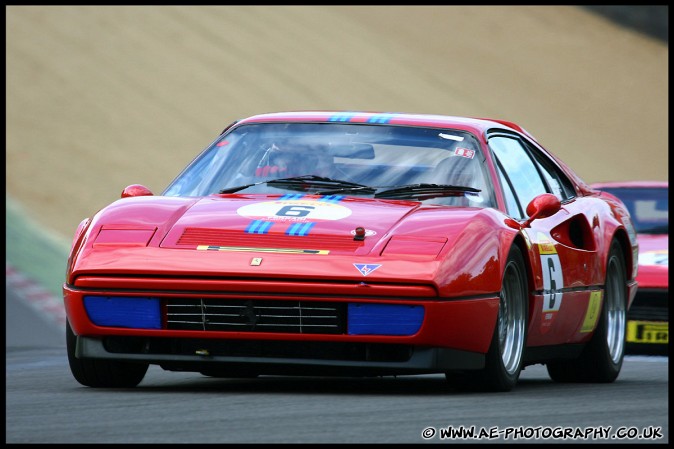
590, 181, 668, 355
64, 111, 639, 391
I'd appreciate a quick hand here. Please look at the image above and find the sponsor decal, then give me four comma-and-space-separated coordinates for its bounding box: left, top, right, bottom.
353, 263, 382, 276
580, 291, 602, 333
453, 147, 475, 159
627, 320, 668, 344
537, 233, 557, 255
197, 245, 329, 255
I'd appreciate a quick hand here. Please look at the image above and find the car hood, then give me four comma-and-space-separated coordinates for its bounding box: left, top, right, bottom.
157, 194, 427, 255
83, 194, 489, 257
72, 194, 506, 290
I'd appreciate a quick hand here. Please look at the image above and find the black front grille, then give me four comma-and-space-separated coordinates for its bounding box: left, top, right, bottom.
166, 299, 346, 334
628, 288, 668, 321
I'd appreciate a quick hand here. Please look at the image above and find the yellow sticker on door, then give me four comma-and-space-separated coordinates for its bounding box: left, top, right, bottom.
580, 291, 602, 333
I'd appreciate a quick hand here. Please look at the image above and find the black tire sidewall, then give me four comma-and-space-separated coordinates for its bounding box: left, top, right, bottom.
587, 240, 626, 380
483, 244, 528, 391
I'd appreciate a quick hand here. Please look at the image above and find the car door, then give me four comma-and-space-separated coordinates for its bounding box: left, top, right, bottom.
488, 133, 603, 346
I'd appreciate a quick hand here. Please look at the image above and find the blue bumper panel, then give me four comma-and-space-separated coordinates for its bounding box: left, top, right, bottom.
84, 296, 161, 329
347, 303, 424, 336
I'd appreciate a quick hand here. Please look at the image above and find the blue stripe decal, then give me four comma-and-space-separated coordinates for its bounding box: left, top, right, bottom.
367, 114, 393, 124
286, 223, 299, 236
245, 220, 261, 233
280, 194, 304, 200
245, 220, 273, 234
286, 223, 301, 236
299, 222, 315, 236
329, 113, 355, 122
286, 222, 315, 236
319, 195, 344, 203
259, 221, 273, 234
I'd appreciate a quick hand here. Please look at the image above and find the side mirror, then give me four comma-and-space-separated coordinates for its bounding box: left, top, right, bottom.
521, 193, 561, 228
121, 184, 154, 198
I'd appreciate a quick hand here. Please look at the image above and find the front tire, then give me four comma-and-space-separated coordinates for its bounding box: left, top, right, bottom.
547, 239, 627, 383
66, 320, 148, 388
446, 244, 529, 392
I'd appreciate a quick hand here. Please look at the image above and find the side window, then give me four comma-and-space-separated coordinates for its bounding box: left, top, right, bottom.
526, 143, 576, 201
489, 136, 547, 218
495, 159, 523, 218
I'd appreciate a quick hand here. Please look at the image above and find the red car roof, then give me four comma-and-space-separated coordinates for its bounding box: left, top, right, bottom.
231, 110, 593, 195
235, 111, 524, 136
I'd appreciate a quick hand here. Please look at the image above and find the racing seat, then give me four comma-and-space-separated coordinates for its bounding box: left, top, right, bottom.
255, 144, 336, 179
425, 156, 482, 206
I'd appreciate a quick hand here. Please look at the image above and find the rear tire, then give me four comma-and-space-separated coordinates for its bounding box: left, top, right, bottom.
446, 244, 529, 392
547, 239, 627, 383
66, 320, 148, 388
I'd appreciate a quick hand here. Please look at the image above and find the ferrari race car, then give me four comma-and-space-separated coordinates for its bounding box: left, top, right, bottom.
64, 111, 639, 392
590, 181, 668, 355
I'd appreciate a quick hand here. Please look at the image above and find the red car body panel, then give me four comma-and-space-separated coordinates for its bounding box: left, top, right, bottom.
63, 111, 640, 385
65, 195, 510, 354
64, 191, 633, 349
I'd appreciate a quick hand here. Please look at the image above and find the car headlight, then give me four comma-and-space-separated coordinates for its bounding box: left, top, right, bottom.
92, 226, 157, 248
381, 236, 447, 257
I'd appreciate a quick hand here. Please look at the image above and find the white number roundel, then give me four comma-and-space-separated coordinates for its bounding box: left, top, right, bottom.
237, 199, 352, 222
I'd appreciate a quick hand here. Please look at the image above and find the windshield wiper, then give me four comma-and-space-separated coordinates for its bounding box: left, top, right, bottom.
373, 183, 480, 199
219, 175, 373, 194
218, 180, 267, 194
220, 179, 480, 200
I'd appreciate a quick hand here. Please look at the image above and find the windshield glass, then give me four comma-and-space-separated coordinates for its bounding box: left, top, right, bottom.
602, 187, 669, 235
163, 122, 494, 207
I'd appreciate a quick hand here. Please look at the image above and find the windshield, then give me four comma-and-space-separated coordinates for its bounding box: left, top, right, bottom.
602, 186, 669, 235
163, 122, 494, 207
